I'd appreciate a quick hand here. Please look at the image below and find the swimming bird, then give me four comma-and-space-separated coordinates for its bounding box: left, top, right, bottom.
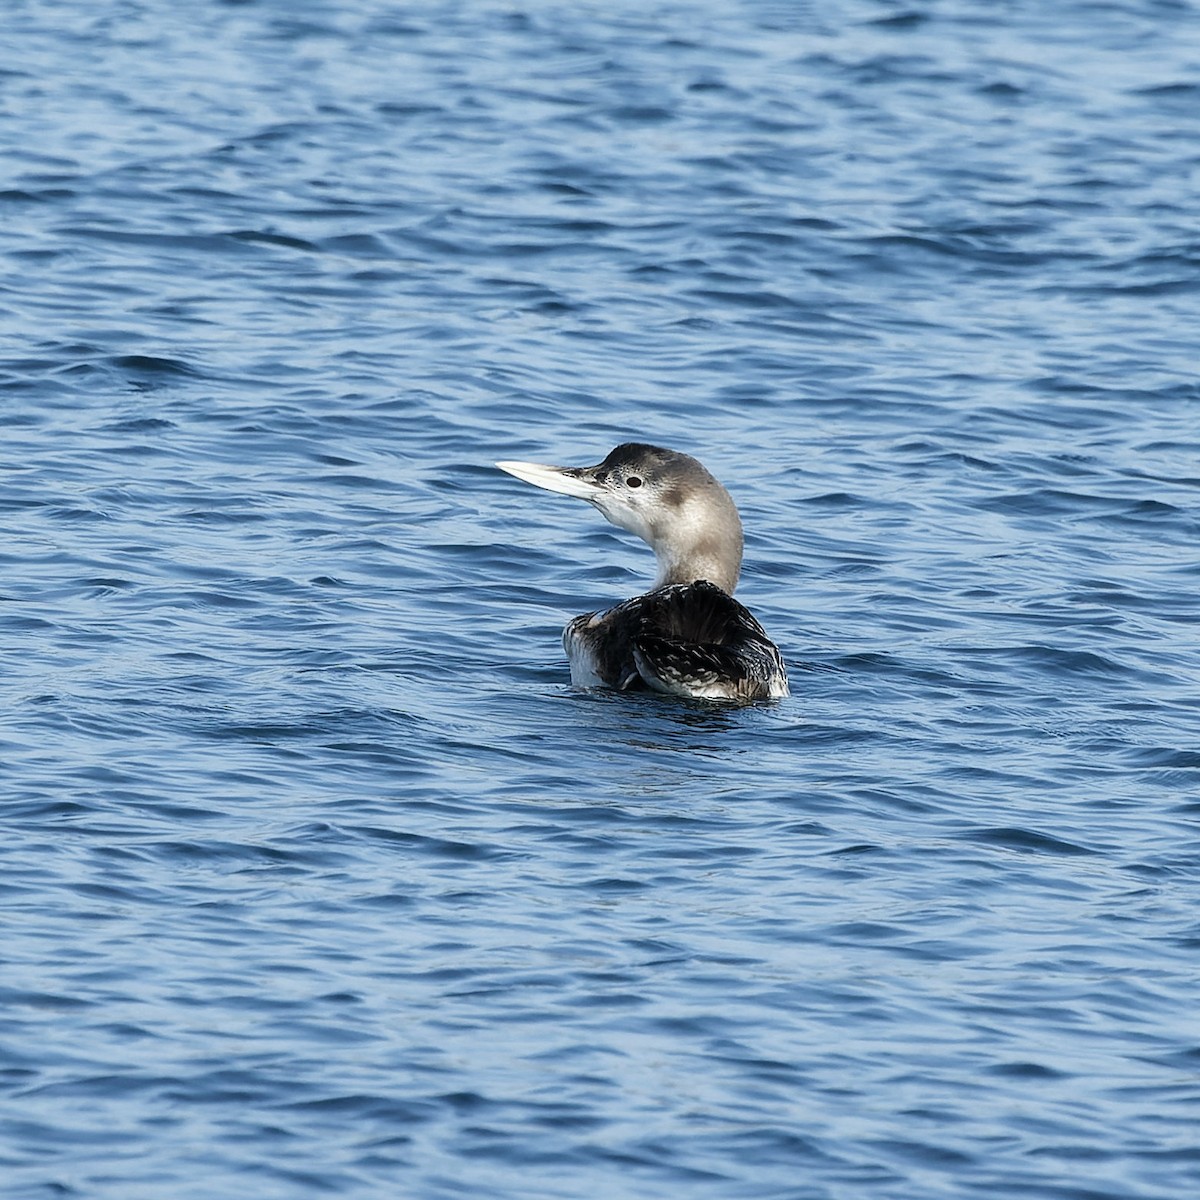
496, 443, 789, 702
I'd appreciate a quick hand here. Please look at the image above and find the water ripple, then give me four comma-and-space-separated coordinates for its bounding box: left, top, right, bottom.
2, 1, 1199, 1198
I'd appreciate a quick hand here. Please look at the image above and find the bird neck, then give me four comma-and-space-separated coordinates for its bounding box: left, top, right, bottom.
652, 532, 742, 594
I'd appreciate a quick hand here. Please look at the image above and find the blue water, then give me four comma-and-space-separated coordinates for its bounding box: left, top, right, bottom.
3, 1, 1199, 1197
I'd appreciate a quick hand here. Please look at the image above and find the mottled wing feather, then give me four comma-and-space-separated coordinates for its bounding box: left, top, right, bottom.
565, 580, 788, 702
633, 633, 787, 701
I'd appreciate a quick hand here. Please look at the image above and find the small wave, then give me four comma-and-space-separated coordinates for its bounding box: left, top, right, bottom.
957, 826, 1097, 856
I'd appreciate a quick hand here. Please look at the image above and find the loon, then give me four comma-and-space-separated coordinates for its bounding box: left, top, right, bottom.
496, 443, 789, 702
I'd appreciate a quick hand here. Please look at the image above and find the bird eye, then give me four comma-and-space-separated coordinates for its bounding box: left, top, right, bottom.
626, 475, 643, 488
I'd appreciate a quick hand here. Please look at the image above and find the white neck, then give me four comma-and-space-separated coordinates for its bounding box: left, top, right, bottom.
649, 492, 742, 593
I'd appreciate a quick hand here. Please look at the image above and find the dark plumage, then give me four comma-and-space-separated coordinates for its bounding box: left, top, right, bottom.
566, 580, 788, 702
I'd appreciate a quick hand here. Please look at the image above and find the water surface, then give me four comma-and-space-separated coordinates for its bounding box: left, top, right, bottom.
2, 1, 1199, 1197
